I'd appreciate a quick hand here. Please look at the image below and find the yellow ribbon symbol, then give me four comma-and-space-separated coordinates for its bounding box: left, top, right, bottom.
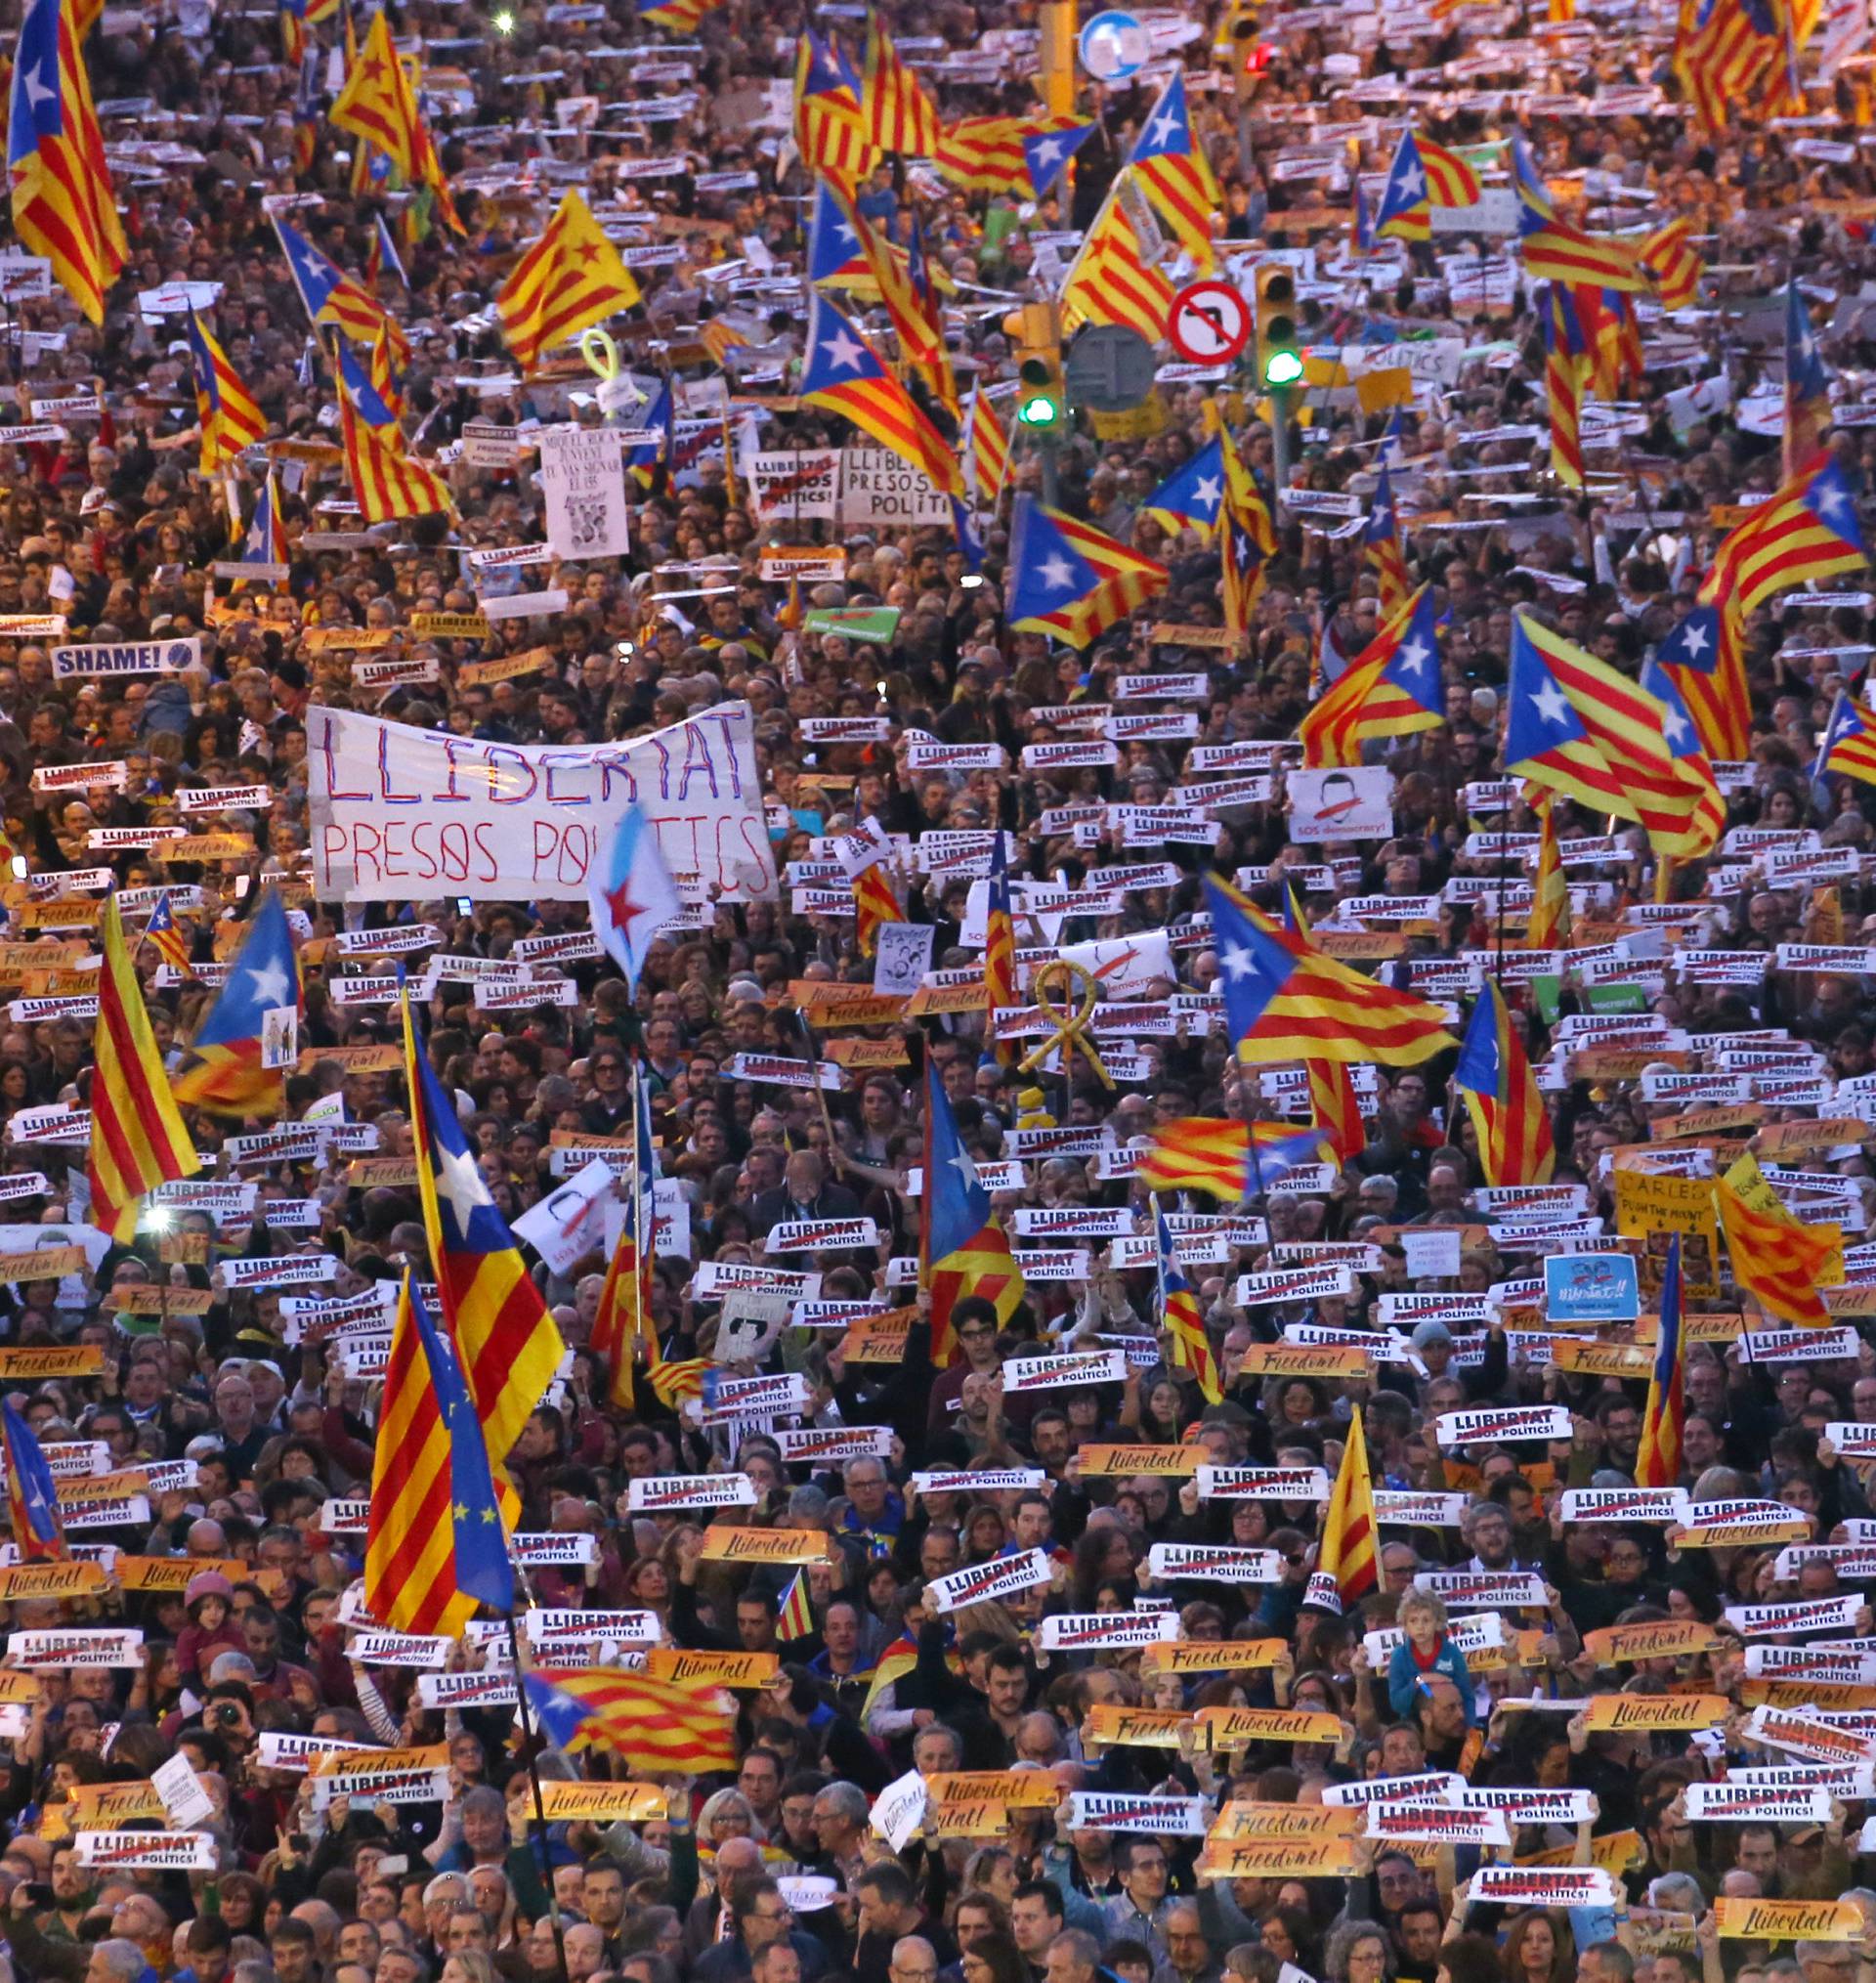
1017, 959, 1114, 1090
578, 326, 619, 381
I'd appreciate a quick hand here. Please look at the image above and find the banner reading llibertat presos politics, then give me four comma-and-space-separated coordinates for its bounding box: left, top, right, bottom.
309, 704, 778, 904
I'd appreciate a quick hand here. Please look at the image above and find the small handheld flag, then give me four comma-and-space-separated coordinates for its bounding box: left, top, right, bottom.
588, 805, 681, 996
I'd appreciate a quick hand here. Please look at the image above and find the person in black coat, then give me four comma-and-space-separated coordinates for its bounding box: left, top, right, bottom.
749, 1150, 864, 1237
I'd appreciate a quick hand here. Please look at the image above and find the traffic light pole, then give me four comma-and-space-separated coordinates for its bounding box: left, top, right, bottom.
1270, 381, 1292, 508
1037, 428, 1061, 508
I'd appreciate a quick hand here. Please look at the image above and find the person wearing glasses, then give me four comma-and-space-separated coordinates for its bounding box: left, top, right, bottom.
693, 1876, 828, 1983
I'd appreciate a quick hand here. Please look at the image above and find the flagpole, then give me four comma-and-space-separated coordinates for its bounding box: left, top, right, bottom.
793, 1007, 846, 1178
501, 1607, 572, 1983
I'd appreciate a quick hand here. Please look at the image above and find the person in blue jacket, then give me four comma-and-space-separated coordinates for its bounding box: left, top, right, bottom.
1386, 1588, 1476, 1725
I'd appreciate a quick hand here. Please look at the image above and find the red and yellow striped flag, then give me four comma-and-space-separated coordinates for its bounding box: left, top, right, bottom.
1307, 1059, 1366, 1165
339, 386, 452, 523
364, 1273, 519, 1636
1526, 792, 1571, 950
329, 9, 422, 177
1139, 1118, 1254, 1201
1309, 1405, 1378, 1615
524, 1668, 738, 1773
863, 16, 940, 154
88, 895, 199, 1242
496, 190, 643, 371
1714, 1153, 1842, 1329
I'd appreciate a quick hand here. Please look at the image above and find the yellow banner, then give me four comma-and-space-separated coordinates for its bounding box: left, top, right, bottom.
536, 1782, 667, 1822
1674, 1519, 1812, 1546
925, 1772, 1062, 1808
112, 1287, 215, 1315
1143, 1639, 1287, 1675
115, 1556, 251, 1593
1519, 1831, 1643, 1874
313, 1744, 449, 1778
0, 1245, 85, 1283
927, 1799, 1009, 1838
457, 647, 552, 686
1078, 1444, 1207, 1477
1237, 1344, 1372, 1378
1583, 1621, 1723, 1664
1197, 1837, 1360, 1880
1584, 1694, 1727, 1732
1741, 1680, 1876, 1709
643, 1649, 780, 1689
0, 1347, 105, 1379
153, 835, 254, 862
698, 1528, 831, 1567
1194, 1706, 1344, 1749
1082, 1705, 1195, 1748
408, 612, 490, 640
1715, 1900, 1863, 1941
0, 1561, 106, 1602
841, 1309, 917, 1363
1208, 1802, 1362, 1842
1613, 1168, 1722, 1294
1551, 1340, 1653, 1377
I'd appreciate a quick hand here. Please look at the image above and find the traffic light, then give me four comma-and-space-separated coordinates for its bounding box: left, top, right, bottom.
1255, 263, 1303, 389
1002, 301, 1067, 432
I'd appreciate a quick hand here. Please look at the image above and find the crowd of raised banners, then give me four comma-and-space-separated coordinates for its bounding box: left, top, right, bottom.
10, 0, 1876, 1977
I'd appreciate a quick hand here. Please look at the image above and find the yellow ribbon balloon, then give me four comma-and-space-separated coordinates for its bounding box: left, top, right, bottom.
1017, 959, 1113, 1089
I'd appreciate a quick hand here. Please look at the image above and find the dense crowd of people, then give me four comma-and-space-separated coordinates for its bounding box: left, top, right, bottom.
6, 2, 1876, 1983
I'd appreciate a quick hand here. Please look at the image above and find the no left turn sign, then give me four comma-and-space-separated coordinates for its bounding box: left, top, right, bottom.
1167, 280, 1253, 366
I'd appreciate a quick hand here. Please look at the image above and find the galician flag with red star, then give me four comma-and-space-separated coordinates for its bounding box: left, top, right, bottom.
588, 806, 682, 994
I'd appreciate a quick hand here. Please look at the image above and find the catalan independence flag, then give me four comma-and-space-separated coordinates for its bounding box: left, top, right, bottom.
496, 190, 642, 372
1505, 611, 1713, 856
88, 896, 199, 1243
983, 832, 1016, 1052
794, 30, 876, 180
932, 114, 1089, 197
1299, 583, 1443, 768
1154, 1198, 1220, 1403
329, 8, 422, 177
143, 890, 192, 974
1205, 874, 1455, 1070
797, 290, 959, 497
1363, 464, 1411, 613
1676, 0, 1788, 133
171, 888, 299, 1118
1814, 690, 1876, 788
340, 382, 452, 524
1641, 217, 1702, 311
1526, 793, 1571, 951
1127, 72, 1219, 268
962, 386, 1009, 508
365, 1272, 516, 1635
2, 1396, 65, 1563
1454, 982, 1555, 1188
7, 0, 126, 326
1701, 454, 1867, 619
923, 1060, 1023, 1367
1372, 126, 1480, 241
1061, 174, 1173, 344
777, 1570, 815, 1642
1308, 1059, 1366, 1166
1141, 438, 1229, 537
1635, 1234, 1684, 1489
273, 214, 403, 354
1784, 279, 1831, 483
1714, 1152, 1842, 1330
1140, 1118, 1258, 1200
1307, 1404, 1377, 1615
591, 1064, 656, 1409
523, 1667, 737, 1774
1513, 137, 1646, 293
186, 309, 267, 475
862, 15, 940, 155
1655, 601, 1749, 763
1007, 496, 1169, 648
403, 995, 566, 1492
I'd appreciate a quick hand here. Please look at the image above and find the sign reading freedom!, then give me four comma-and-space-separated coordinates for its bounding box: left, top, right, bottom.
310, 705, 778, 903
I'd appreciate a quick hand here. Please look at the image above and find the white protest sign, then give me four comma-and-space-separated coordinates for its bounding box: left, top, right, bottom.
539, 426, 631, 560
926, 1548, 1051, 1615
309, 704, 777, 904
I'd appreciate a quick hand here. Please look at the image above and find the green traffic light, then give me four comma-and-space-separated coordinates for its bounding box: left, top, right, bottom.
1263, 350, 1304, 386
1017, 393, 1061, 427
